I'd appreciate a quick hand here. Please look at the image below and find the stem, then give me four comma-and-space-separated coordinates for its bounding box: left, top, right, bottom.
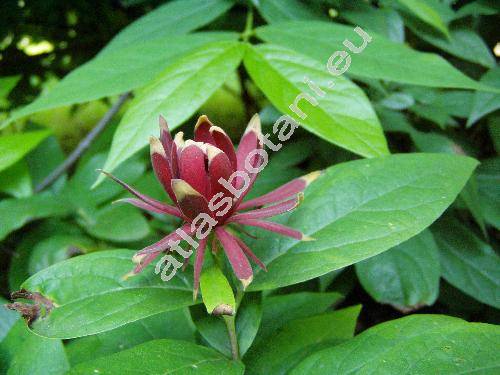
223, 315, 240, 360
34, 92, 131, 193
240, 4, 254, 42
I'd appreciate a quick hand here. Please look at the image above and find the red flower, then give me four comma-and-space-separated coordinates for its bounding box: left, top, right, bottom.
101, 114, 318, 295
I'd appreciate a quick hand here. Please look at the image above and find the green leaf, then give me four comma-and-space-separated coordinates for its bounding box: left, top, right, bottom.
21, 249, 196, 338
27, 235, 94, 275
255, 21, 493, 91
66, 308, 195, 365
243, 43, 389, 158
0, 299, 19, 342
248, 153, 478, 291
0, 75, 21, 100
0, 161, 32, 198
356, 230, 440, 310
291, 314, 500, 374
2, 33, 238, 128
467, 66, 500, 127
97, 41, 245, 184
257, 292, 343, 343
195, 293, 262, 357
69, 339, 244, 374
476, 158, 500, 229
0, 320, 69, 375
0, 130, 50, 173
254, 0, 327, 24
341, 3, 405, 42
432, 216, 500, 308
82, 204, 150, 242
245, 306, 361, 375
394, 0, 449, 36
200, 266, 236, 315
0, 193, 73, 241
101, 0, 235, 53
406, 21, 495, 68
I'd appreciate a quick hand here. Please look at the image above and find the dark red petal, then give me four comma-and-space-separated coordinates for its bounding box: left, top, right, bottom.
150, 136, 176, 202
193, 237, 208, 300
236, 114, 262, 182
210, 126, 237, 171
232, 235, 267, 271
215, 227, 253, 289
136, 223, 192, 256
98, 170, 176, 214
194, 115, 216, 144
229, 195, 300, 222
179, 142, 210, 198
171, 179, 211, 221
113, 198, 182, 217
238, 171, 321, 210
159, 115, 173, 159
207, 144, 234, 199
133, 252, 160, 274
232, 218, 309, 241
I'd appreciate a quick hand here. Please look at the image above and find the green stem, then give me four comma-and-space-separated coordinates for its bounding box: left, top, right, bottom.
241, 4, 254, 42
223, 315, 240, 360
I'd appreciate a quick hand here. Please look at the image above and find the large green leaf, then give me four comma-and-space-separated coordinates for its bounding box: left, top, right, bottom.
2, 33, 237, 128
97, 41, 245, 184
253, 0, 327, 24
247, 153, 477, 290
291, 314, 500, 374
356, 230, 440, 310
467, 66, 500, 127
69, 339, 244, 374
244, 44, 389, 158
21, 250, 197, 338
394, 0, 449, 36
476, 157, 500, 229
200, 266, 236, 315
0, 320, 69, 375
432, 216, 500, 308
245, 306, 361, 375
0, 193, 73, 241
255, 21, 494, 91
0, 130, 50, 173
101, 0, 235, 53
66, 309, 195, 365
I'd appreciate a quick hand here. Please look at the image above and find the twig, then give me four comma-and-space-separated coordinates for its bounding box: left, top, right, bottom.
34, 92, 131, 193
223, 315, 240, 361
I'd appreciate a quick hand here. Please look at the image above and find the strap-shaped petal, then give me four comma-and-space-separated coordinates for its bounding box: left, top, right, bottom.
113, 198, 182, 217
215, 227, 253, 289
150, 136, 176, 202
194, 115, 216, 144
158, 115, 173, 160
232, 235, 267, 271
237, 171, 321, 210
171, 179, 211, 221
229, 195, 300, 222
207, 144, 234, 199
210, 126, 237, 171
193, 237, 208, 300
232, 218, 310, 241
236, 114, 262, 178
179, 142, 210, 198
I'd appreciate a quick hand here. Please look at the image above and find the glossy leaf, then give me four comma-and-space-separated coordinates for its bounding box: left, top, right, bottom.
101, 0, 235, 53
476, 157, 500, 229
0, 320, 69, 375
255, 21, 493, 91
2, 33, 237, 127
21, 249, 196, 338
433, 216, 500, 308
467, 66, 500, 127
0, 193, 73, 241
395, 0, 449, 36
254, 0, 327, 24
291, 314, 500, 374
69, 339, 244, 374
0, 161, 32, 198
244, 43, 389, 158
0, 130, 50, 173
66, 309, 195, 365
200, 266, 236, 315
247, 153, 477, 290
97, 41, 245, 184
356, 230, 440, 310
245, 306, 361, 375
82, 204, 150, 243
257, 292, 343, 343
